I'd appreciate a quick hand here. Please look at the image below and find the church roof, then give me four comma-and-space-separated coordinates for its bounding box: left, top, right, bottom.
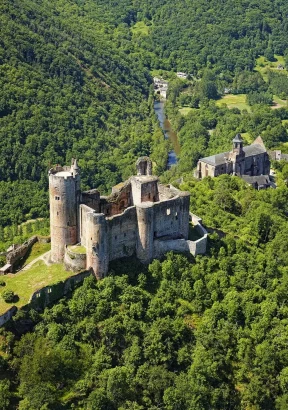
199, 143, 267, 167
233, 133, 243, 143
241, 174, 270, 186
243, 143, 267, 157
199, 152, 230, 166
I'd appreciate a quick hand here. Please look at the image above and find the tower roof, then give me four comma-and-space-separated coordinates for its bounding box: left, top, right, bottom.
73, 158, 79, 171
232, 133, 243, 143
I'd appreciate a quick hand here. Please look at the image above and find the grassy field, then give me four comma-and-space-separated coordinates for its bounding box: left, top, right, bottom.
0, 260, 76, 315
216, 94, 251, 112
131, 21, 150, 36
68, 245, 86, 254
24, 242, 51, 265
272, 95, 287, 109
179, 106, 194, 116
255, 55, 287, 82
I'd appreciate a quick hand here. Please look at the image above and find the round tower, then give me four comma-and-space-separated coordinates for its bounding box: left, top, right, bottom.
86, 213, 109, 279
136, 203, 154, 263
49, 160, 80, 263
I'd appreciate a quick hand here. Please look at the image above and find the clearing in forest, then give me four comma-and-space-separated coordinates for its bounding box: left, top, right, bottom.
0, 243, 79, 315
216, 94, 251, 112
255, 55, 287, 82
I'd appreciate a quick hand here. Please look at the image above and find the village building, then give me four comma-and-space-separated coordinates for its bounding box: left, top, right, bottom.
195, 134, 271, 189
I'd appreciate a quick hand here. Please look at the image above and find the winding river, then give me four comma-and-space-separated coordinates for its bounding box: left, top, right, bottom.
154, 100, 180, 168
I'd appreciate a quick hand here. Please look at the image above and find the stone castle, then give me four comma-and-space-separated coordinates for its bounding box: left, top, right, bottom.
196, 134, 271, 189
49, 157, 207, 279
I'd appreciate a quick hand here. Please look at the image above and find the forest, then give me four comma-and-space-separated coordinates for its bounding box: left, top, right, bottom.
2, 0, 288, 408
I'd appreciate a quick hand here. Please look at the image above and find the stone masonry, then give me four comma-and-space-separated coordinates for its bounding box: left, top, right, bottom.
49, 157, 207, 279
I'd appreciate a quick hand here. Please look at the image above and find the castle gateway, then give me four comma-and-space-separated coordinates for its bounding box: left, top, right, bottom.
49, 157, 207, 279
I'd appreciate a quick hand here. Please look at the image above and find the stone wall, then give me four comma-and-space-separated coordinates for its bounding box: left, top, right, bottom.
37, 236, 51, 244
64, 246, 87, 272
0, 306, 17, 327
153, 194, 190, 240
107, 206, 137, 261
153, 213, 207, 258
0, 271, 91, 328
29, 270, 91, 309
100, 182, 133, 217
6, 236, 38, 268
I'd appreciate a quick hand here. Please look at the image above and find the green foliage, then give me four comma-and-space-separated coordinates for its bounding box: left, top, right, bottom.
0, 380, 11, 410
247, 91, 273, 106
1, 290, 15, 303
0, 0, 167, 230
268, 71, 288, 99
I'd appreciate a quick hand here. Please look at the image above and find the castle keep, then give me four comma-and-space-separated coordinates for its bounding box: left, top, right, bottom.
49, 158, 207, 279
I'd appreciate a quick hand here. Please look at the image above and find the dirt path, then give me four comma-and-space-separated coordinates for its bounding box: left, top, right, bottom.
21, 251, 51, 271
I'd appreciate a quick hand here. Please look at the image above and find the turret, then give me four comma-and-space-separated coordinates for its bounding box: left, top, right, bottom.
232, 133, 244, 155
49, 161, 80, 263
86, 213, 109, 279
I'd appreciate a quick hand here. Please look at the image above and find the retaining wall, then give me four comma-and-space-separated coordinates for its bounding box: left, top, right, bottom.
64, 246, 87, 272
0, 271, 91, 327
29, 270, 91, 309
0, 306, 17, 327
6, 236, 38, 267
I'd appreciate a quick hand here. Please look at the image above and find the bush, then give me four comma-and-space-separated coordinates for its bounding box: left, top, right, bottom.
0, 280, 5, 287
2, 290, 15, 303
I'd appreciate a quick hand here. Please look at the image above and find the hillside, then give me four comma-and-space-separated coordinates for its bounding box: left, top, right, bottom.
0, 0, 167, 227
85, 0, 288, 73
1, 175, 288, 409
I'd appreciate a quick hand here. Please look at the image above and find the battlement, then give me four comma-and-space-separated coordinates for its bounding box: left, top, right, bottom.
49, 158, 79, 179
49, 157, 206, 278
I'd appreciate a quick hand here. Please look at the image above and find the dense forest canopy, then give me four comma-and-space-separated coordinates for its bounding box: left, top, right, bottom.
2, 0, 288, 226
2, 0, 288, 408
2, 176, 288, 409
0, 0, 168, 226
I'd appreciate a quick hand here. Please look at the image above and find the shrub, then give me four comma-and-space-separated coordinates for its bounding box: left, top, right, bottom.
2, 290, 15, 303
0, 280, 5, 287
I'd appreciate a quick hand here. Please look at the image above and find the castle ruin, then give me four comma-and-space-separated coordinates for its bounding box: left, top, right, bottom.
49, 157, 207, 279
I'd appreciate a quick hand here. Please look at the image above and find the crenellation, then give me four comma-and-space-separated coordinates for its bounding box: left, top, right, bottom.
49, 157, 207, 278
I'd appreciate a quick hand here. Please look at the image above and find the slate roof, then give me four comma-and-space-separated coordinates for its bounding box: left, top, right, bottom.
243, 143, 267, 157
233, 133, 243, 143
199, 152, 230, 166
241, 175, 270, 186
200, 144, 267, 166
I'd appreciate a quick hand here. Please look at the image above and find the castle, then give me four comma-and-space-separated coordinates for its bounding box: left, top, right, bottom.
195, 134, 271, 189
49, 157, 207, 279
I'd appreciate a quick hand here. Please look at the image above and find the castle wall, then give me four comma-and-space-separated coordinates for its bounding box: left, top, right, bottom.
81, 190, 100, 212
158, 184, 179, 200
100, 182, 133, 217
49, 173, 79, 262
0, 306, 17, 327
152, 194, 190, 240
64, 246, 87, 272
80, 204, 92, 249
136, 204, 154, 263
107, 207, 137, 261
131, 176, 159, 206
86, 213, 109, 279
6, 236, 38, 270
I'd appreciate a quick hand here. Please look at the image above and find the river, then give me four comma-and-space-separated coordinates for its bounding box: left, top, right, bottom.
154, 100, 180, 168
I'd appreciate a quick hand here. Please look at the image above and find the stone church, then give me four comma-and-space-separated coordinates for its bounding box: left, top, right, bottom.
195, 134, 271, 189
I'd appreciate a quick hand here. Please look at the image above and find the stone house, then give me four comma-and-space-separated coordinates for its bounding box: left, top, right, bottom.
195, 134, 271, 189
